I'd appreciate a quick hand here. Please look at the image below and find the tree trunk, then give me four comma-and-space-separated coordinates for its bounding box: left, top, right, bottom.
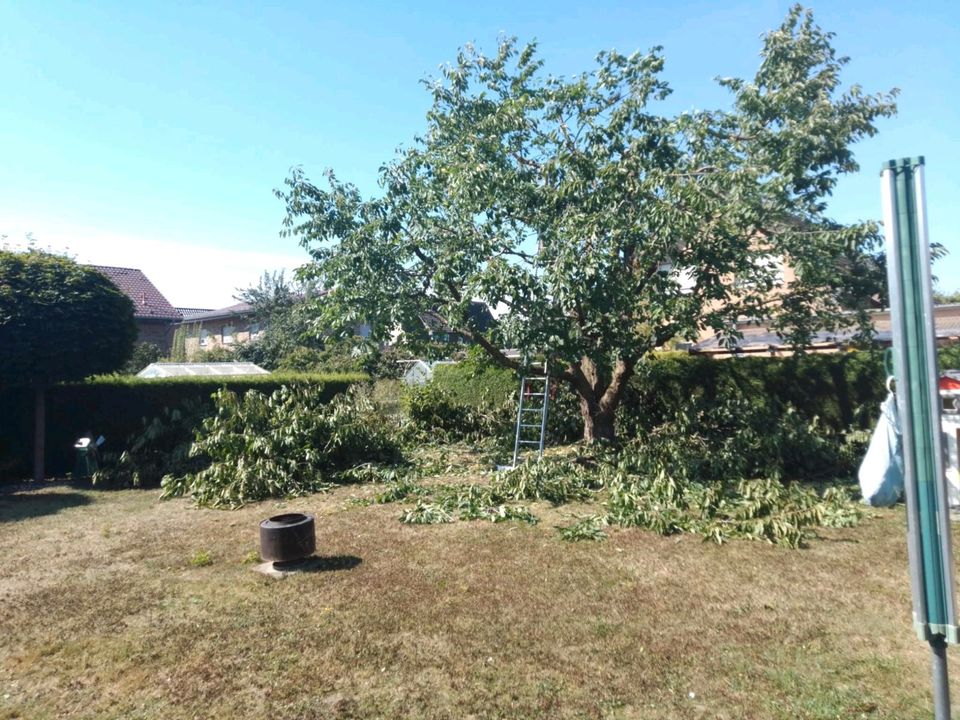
579, 396, 617, 442
569, 356, 635, 443
33, 384, 45, 481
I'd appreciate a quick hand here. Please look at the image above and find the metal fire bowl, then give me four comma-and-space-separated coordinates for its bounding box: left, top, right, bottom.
259, 513, 316, 565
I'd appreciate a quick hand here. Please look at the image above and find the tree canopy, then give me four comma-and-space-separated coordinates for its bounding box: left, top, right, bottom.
1, 249, 137, 479
231, 270, 315, 370
0, 250, 137, 387
278, 5, 897, 440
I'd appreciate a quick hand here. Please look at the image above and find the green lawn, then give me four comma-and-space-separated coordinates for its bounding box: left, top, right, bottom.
0, 475, 955, 719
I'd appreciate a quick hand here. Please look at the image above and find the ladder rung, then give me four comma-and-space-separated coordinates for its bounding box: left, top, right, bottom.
519, 440, 542, 445
520, 423, 542, 428
524, 376, 548, 381
521, 406, 545, 412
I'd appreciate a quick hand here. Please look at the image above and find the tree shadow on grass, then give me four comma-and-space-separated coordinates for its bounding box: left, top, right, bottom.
0, 491, 92, 523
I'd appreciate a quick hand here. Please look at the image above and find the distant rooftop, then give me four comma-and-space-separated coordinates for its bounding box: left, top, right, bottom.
136, 362, 269, 378
182, 302, 254, 323
692, 305, 960, 354
88, 265, 181, 320
176, 307, 215, 322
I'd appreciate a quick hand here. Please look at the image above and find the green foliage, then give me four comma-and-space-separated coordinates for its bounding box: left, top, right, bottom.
232, 271, 325, 370
934, 290, 960, 305
92, 400, 207, 488
189, 550, 213, 567
606, 470, 860, 548
373, 475, 426, 504
430, 349, 517, 409
169, 326, 189, 362
557, 516, 608, 543
192, 345, 234, 362
621, 351, 886, 437
122, 342, 162, 375
492, 458, 602, 505
401, 502, 454, 525
627, 395, 849, 483
598, 428, 864, 547
397, 351, 884, 471
0, 249, 137, 386
389, 372, 864, 545
280, 7, 895, 440
0, 373, 361, 481
403, 349, 582, 444
939, 343, 960, 371
405, 383, 487, 439
161, 386, 401, 508
274, 345, 330, 373
397, 481, 538, 526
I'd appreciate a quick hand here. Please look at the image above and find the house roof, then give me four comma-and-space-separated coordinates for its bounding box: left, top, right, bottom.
691, 305, 960, 354
176, 307, 215, 321
181, 302, 254, 323
88, 265, 181, 320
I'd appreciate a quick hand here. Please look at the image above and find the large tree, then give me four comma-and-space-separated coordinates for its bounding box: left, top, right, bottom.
0, 250, 137, 479
232, 270, 314, 369
279, 6, 896, 441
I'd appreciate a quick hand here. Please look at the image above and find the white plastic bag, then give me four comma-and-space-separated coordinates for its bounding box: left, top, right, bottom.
858, 392, 903, 507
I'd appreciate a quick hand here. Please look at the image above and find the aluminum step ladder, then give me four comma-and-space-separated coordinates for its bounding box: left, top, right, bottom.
510, 370, 550, 467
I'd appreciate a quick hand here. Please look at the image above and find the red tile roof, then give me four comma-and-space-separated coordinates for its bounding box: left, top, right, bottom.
87, 265, 181, 320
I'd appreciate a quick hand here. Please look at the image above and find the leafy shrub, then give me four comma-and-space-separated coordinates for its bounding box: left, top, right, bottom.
122, 342, 162, 375
391, 388, 863, 545
192, 345, 235, 362
0, 372, 362, 481
606, 471, 859, 547
397, 349, 887, 452
939, 343, 960, 371
161, 385, 401, 507
275, 346, 330, 373
427, 349, 582, 443
92, 400, 208, 488
405, 384, 483, 438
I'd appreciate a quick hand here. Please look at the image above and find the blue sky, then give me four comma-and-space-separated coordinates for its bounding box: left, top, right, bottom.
1, 1, 956, 307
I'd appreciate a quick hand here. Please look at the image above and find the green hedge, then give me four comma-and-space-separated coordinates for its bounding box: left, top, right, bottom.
0, 373, 364, 482
420, 350, 891, 443
430, 359, 518, 409
620, 351, 887, 436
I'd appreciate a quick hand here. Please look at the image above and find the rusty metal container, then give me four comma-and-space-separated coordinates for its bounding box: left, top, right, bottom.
259, 513, 316, 566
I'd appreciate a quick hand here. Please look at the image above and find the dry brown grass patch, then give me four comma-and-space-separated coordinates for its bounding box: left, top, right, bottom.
0, 482, 955, 719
